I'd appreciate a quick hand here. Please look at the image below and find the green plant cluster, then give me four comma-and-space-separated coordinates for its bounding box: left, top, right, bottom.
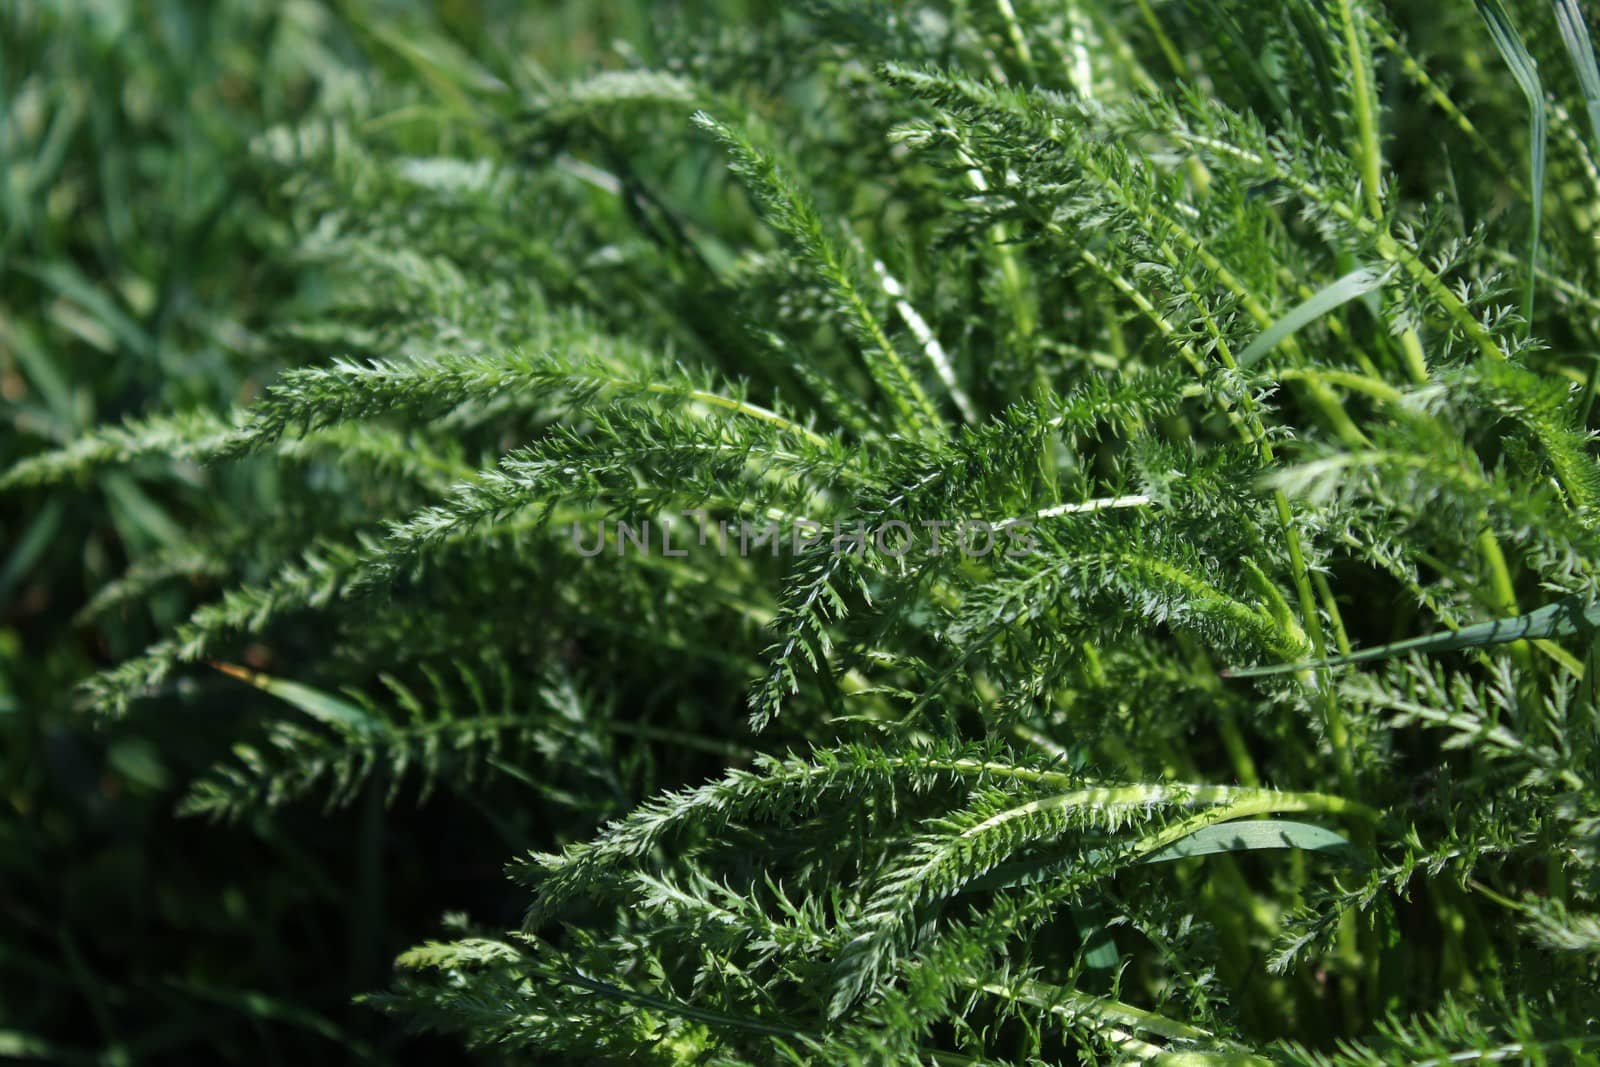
6, 0, 1600, 1063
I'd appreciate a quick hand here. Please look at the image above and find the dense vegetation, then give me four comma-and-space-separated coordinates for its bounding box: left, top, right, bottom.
6, 0, 1600, 1062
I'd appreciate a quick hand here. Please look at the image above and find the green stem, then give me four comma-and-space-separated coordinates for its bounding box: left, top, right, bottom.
1338, 0, 1385, 220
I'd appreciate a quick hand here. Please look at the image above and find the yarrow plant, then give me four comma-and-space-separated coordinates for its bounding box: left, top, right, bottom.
9, 0, 1600, 1062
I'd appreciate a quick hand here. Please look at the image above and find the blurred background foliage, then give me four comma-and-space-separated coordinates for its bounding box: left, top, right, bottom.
0, 3, 768, 1061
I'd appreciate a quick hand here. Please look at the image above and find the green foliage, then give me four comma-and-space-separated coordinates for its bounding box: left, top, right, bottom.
9, 0, 1600, 1063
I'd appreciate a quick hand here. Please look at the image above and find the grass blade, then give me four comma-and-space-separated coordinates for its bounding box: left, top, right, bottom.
1553, 0, 1600, 148
1224, 595, 1596, 677
1475, 0, 1546, 332
1235, 266, 1386, 369
1138, 818, 1359, 864
211, 663, 381, 736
